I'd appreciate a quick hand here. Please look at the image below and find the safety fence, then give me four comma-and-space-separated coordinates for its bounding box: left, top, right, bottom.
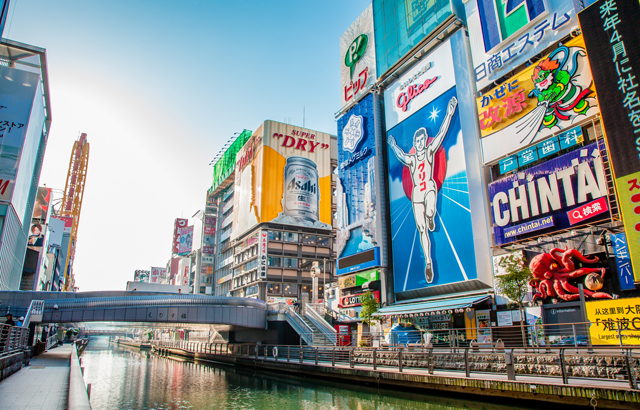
152, 340, 640, 390
0, 324, 29, 355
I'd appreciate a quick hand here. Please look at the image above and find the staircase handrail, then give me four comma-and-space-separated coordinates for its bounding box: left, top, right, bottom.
304, 304, 336, 345
23, 299, 44, 327
268, 302, 314, 345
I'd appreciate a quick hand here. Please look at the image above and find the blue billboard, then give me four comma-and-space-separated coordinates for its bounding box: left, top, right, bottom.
336, 93, 380, 271
386, 86, 478, 293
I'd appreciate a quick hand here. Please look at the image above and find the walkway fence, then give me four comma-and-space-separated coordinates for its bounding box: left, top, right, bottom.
152, 339, 640, 390
0, 324, 29, 355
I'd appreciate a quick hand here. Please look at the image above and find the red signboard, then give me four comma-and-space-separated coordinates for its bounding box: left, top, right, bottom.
567, 197, 609, 226
203, 246, 215, 254
338, 290, 379, 308
204, 216, 216, 225
204, 226, 216, 235
172, 218, 188, 254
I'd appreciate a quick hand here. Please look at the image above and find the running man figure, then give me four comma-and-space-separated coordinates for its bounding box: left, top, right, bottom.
387, 96, 457, 283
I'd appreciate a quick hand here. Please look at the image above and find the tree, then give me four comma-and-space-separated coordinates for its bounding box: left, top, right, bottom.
359, 291, 381, 326
495, 252, 532, 345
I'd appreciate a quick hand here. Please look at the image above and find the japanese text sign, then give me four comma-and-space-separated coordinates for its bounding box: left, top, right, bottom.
566, 196, 608, 225
610, 233, 635, 291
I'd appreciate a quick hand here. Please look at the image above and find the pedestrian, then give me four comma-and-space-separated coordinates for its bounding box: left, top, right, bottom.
4, 313, 15, 326
178, 289, 182, 293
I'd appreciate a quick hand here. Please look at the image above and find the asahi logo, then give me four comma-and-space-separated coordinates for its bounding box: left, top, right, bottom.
287, 177, 316, 194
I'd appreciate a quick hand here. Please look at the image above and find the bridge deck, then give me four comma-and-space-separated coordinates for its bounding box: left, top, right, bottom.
0, 345, 72, 410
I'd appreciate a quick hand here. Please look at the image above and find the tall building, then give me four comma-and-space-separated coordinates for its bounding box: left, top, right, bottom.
0, 39, 52, 290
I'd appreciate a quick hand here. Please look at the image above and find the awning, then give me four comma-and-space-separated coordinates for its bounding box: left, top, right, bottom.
374, 294, 491, 316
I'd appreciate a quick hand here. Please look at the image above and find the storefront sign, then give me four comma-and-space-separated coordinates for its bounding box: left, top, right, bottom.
610, 233, 635, 291
579, 0, 640, 283
476, 310, 492, 343
204, 216, 216, 226
340, 4, 376, 108
202, 246, 215, 254
477, 36, 598, 164
497, 311, 513, 327
465, 0, 581, 90
338, 269, 379, 289
204, 226, 216, 235
489, 143, 609, 245
217, 274, 232, 285
201, 255, 214, 265
566, 197, 608, 225
338, 290, 379, 308
586, 298, 640, 346
258, 230, 267, 279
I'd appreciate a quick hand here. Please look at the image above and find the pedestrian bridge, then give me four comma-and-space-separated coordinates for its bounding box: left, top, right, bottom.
0, 291, 267, 329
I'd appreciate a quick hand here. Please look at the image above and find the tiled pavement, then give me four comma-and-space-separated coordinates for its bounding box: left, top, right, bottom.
0, 345, 72, 410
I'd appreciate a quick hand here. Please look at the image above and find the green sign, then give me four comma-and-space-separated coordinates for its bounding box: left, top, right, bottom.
345, 34, 368, 79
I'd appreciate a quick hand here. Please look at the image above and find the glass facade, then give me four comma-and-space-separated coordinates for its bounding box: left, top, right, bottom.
373, 0, 453, 75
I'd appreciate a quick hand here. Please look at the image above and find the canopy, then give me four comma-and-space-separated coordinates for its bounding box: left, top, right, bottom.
374, 294, 491, 316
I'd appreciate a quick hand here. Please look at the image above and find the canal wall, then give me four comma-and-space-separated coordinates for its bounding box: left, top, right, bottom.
151, 346, 640, 410
0, 350, 28, 381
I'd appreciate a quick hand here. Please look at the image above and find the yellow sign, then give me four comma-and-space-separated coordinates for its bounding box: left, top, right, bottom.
338, 274, 356, 289
477, 36, 600, 164
585, 298, 640, 346
614, 172, 640, 282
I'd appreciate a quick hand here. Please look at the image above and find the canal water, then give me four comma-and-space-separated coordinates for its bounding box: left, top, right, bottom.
82, 337, 534, 410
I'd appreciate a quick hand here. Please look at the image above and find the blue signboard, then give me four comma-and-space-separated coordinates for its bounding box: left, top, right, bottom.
517, 146, 538, 167
499, 154, 518, 175
489, 142, 609, 245
537, 136, 560, 159
336, 93, 380, 265
610, 233, 635, 291
558, 126, 583, 150
387, 86, 477, 292
503, 216, 554, 241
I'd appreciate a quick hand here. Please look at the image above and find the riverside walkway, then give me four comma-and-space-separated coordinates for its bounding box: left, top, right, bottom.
0, 345, 72, 410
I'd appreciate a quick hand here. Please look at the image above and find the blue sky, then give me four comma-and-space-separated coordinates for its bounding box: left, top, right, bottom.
6, 0, 370, 290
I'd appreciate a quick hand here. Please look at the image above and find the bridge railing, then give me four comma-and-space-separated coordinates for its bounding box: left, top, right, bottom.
304, 304, 336, 345
268, 302, 315, 345
0, 324, 29, 355
43, 294, 268, 310
149, 340, 640, 390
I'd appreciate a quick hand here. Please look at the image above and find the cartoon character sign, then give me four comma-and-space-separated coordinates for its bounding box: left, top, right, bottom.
387, 88, 477, 292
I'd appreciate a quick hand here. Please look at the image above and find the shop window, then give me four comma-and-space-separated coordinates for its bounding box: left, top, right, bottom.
269, 230, 282, 241
283, 258, 298, 268
200, 286, 206, 294
268, 256, 281, 267
246, 285, 259, 296
267, 283, 281, 294
302, 234, 316, 245
316, 236, 329, 247
283, 232, 299, 242
283, 283, 298, 295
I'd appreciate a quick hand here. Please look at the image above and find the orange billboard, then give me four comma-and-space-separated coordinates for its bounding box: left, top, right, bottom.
233, 120, 334, 238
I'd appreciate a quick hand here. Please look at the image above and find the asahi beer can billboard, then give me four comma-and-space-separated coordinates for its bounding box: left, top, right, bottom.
233, 120, 334, 238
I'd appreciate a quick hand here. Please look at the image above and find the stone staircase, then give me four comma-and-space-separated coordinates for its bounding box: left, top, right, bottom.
300, 315, 335, 346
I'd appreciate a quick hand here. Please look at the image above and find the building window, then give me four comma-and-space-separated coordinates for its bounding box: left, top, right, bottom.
283, 258, 298, 268
268, 256, 281, 267
283, 283, 298, 296
246, 284, 259, 296
269, 230, 282, 241
200, 286, 206, 294
283, 232, 299, 242
267, 283, 281, 294
316, 236, 329, 247
302, 234, 316, 245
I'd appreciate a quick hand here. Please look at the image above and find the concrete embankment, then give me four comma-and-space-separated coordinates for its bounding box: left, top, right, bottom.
151, 346, 640, 410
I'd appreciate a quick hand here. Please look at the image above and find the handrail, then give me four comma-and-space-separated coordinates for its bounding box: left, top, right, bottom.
0, 324, 29, 354
269, 302, 314, 345
304, 304, 336, 345
68, 342, 91, 409
23, 300, 44, 327
43, 295, 267, 310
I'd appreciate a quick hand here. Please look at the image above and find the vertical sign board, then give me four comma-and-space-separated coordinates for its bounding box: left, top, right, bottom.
464, 0, 586, 91
258, 230, 267, 279
336, 93, 382, 273
610, 233, 635, 291
340, 4, 376, 109
384, 36, 479, 293
579, 1, 640, 283
172, 218, 188, 254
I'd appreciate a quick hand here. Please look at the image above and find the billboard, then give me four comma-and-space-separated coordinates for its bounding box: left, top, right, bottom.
150, 267, 167, 283
134, 270, 150, 282
337, 93, 384, 270
0, 66, 40, 202
340, 4, 376, 109
51, 216, 73, 234
177, 225, 193, 255
579, 0, 640, 283
385, 36, 481, 293
586, 297, 640, 346
338, 290, 380, 308
465, 0, 589, 90
172, 218, 188, 254
32, 187, 51, 220
27, 222, 44, 247
489, 142, 609, 245
232, 121, 333, 238
477, 36, 599, 164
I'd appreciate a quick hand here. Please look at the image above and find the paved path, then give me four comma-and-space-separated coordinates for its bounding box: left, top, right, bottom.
0, 345, 72, 410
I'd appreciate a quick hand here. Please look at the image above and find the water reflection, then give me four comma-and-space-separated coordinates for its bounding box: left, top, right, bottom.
83, 337, 534, 410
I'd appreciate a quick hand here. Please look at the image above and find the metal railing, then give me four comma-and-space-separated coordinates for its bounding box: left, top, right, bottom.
268, 302, 315, 345
43, 294, 267, 310
0, 324, 29, 355
304, 304, 336, 345
23, 300, 44, 328
150, 340, 640, 390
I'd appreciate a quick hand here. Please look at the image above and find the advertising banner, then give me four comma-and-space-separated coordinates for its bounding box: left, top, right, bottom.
586, 297, 640, 346
51, 216, 73, 234
476, 310, 492, 343
134, 270, 150, 282
258, 230, 267, 279
233, 121, 333, 238
27, 222, 44, 247
32, 187, 51, 220
201, 255, 214, 264
579, 0, 640, 283
177, 225, 193, 255
336, 94, 379, 262
610, 233, 635, 291
204, 216, 216, 226
47, 216, 64, 248
204, 226, 216, 235
202, 246, 215, 254
385, 42, 477, 291
489, 142, 609, 245
477, 36, 599, 164
0, 66, 40, 202
465, 0, 585, 91
150, 267, 167, 283
172, 218, 188, 254
338, 290, 380, 308
338, 269, 379, 289
340, 4, 376, 109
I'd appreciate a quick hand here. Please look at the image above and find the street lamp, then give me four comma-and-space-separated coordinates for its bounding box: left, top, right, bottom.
311, 262, 319, 305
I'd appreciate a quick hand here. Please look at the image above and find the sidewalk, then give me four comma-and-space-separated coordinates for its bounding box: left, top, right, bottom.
0, 344, 72, 410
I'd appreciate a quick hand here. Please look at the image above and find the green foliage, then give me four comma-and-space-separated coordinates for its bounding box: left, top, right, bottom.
359, 291, 381, 326
495, 253, 532, 308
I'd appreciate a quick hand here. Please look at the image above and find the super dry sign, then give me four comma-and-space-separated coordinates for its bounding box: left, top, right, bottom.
338, 290, 379, 308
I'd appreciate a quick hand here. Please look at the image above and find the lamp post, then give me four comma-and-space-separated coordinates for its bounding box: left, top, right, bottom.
323, 258, 326, 305
311, 262, 319, 305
